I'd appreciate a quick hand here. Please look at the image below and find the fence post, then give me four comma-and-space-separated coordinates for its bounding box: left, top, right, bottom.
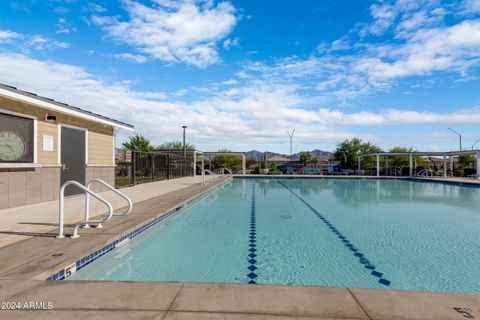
132, 150, 136, 186
167, 154, 171, 180
151, 153, 155, 180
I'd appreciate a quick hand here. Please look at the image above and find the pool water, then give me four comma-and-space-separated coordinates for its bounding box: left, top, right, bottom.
70, 178, 480, 293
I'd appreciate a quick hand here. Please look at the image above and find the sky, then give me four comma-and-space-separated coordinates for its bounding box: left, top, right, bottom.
0, 0, 480, 153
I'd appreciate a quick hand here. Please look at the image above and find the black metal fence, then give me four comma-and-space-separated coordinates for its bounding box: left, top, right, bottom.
115, 149, 194, 188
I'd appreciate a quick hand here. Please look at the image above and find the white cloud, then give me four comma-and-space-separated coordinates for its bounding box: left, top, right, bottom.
355, 20, 480, 79
89, 3, 107, 13
92, 0, 237, 68
0, 28, 70, 50
113, 53, 147, 64
221, 79, 237, 85
223, 37, 239, 49
174, 89, 188, 96
358, 0, 443, 37
1, 53, 480, 150
0, 29, 20, 43
26, 35, 71, 50
330, 36, 350, 51
460, 0, 480, 15
55, 17, 77, 34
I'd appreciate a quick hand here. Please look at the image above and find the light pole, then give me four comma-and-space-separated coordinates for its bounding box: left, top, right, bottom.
448, 127, 462, 151
182, 126, 187, 158
472, 138, 480, 150
287, 129, 295, 162
182, 126, 187, 176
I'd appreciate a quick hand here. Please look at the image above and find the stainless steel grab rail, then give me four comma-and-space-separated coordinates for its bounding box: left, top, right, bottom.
83, 179, 133, 228
203, 169, 218, 184
57, 181, 113, 239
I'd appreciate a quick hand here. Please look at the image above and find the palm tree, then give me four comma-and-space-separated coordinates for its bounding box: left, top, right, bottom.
122, 134, 153, 152
300, 152, 310, 165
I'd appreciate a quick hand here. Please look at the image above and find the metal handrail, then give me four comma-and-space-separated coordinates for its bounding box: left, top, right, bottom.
83, 179, 133, 227
223, 168, 233, 175
57, 181, 113, 239
202, 169, 218, 185
204, 169, 218, 179
417, 169, 433, 177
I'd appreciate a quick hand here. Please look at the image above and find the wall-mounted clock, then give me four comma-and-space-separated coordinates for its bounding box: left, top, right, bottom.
0, 131, 26, 161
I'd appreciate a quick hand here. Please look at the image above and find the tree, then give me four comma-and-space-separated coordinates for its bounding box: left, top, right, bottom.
122, 134, 153, 152
211, 149, 242, 172
157, 141, 196, 150
333, 138, 382, 169
300, 152, 310, 165
312, 157, 320, 166
458, 155, 476, 169
388, 146, 426, 168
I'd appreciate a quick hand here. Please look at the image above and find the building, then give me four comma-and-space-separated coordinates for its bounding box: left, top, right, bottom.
269, 155, 291, 164
0, 84, 134, 209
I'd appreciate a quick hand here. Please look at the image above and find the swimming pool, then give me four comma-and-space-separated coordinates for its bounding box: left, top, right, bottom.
69, 178, 480, 293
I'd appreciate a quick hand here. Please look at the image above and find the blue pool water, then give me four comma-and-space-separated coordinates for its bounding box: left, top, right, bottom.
70, 178, 480, 293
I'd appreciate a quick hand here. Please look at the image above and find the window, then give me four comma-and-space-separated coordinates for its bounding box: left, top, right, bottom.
0, 112, 34, 163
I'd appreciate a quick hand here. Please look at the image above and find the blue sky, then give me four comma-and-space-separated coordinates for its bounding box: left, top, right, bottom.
1, 0, 480, 153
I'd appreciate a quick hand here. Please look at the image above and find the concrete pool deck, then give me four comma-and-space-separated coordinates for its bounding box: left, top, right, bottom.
1, 175, 479, 319
1, 280, 480, 319
0, 176, 219, 248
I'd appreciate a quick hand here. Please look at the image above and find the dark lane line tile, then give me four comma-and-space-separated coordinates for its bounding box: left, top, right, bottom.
278, 180, 391, 287
246, 182, 258, 284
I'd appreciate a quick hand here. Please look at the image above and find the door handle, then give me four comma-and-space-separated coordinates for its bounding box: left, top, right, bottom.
62, 164, 69, 171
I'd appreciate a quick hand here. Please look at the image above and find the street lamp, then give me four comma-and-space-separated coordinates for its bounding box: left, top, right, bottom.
472, 138, 480, 150
447, 127, 462, 151
182, 126, 187, 158
287, 129, 295, 162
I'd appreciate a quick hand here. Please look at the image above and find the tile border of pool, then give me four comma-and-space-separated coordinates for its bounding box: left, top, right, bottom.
235, 175, 480, 187
47, 175, 479, 282
46, 178, 233, 281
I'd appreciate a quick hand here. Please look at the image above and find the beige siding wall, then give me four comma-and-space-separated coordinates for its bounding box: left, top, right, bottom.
88, 131, 114, 165
0, 96, 115, 165
37, 121, 58, 164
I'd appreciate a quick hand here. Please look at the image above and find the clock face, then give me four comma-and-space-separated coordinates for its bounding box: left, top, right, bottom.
0, 131, 26, 161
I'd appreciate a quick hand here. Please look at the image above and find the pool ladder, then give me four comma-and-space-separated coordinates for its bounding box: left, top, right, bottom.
57, 179, 133, 239
417, 169, 433, 177
216, 167, 233, 176
202, 169, 218, 185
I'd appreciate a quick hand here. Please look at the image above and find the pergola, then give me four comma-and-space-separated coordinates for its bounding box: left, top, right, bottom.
358, 150, 480, 179
193, 151, 247, 177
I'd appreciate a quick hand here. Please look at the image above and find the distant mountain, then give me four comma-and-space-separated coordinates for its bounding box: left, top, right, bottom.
246, 149, 332, 161
245, 150, 264, 161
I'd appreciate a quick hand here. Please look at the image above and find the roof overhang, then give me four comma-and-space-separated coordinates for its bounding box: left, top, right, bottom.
0, 85, 134, 131
359, 150, 480, 157
200, 152, 247, 156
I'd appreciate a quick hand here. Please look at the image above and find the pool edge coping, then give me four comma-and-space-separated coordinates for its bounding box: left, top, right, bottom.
43, 177, 233, 281
234, 175, 480, 187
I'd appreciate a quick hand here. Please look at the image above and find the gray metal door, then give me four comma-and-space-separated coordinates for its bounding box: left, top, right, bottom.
61, 126, 86, 196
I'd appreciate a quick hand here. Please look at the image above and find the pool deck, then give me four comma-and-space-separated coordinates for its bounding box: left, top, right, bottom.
1, 280, 480, 319
0, 176, 219, 248
1, 175, 479, 319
